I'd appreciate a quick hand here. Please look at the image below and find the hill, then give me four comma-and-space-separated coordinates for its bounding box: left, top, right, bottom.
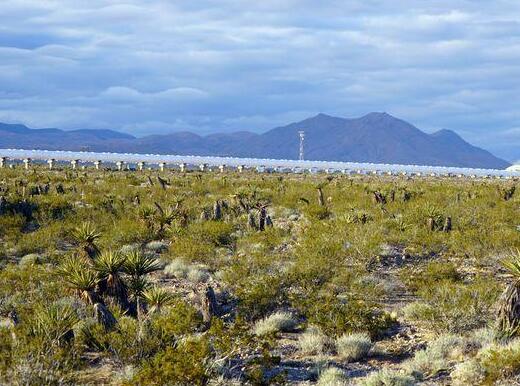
0, 113, 509, 169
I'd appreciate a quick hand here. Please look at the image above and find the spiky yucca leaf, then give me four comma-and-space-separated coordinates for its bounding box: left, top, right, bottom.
501, 250, 520, 279
128, 275, 150, 299
143, 286, 175, 314
58, 257, 98, 304
93, 250, 128, 304
34, 302, 79, 347
71, 222, 102, 258
497, 249, 520, 337
123, 250, 162, 278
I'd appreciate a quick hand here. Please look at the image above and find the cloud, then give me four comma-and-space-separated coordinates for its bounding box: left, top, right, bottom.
0, 0, 519, 159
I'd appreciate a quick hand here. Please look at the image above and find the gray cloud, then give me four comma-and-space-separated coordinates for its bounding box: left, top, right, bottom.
0, 0, 519, 159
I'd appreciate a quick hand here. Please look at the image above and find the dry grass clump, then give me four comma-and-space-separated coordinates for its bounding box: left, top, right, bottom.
335, 332, 372, 362
163, 259, 210, 283
253, 311, 298, 336
297, 326, 331, 355
359, 368, 415, 386
317, 366, 350, 386
402, 334, 467, 380
450, 359, 486, 386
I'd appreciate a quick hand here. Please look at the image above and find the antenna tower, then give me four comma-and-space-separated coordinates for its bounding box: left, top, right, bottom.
298, 130, 305, 161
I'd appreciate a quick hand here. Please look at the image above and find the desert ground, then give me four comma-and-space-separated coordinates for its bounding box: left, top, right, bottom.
0, 165, 519, 385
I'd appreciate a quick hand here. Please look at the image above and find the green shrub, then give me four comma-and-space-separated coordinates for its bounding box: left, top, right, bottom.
151, 300, 203, 341
478, 339, 520, 383
131, 337, 211, 385
403, 279, 500, 333
400, 261, 461, 292
300, 293, 395, 338
303, 204, 331, 220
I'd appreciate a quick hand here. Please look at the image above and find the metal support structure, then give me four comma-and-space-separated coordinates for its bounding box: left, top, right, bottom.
298, 130, 305, 161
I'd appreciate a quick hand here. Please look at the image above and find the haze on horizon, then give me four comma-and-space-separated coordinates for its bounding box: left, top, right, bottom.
0, 1, 519, 161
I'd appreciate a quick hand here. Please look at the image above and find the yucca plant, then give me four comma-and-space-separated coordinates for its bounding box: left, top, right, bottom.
138, 205, 155, 228
153, 203, 177, 237
123, 250, 162, 278
93, 250, 128, 306
71, 222, 102, 259
127, 275, 150, 319
33, 303, 79, 347
58, 257, 99, 304
143, 286, 175, 315
498, 250, 520, 337
316, 182, 327, 206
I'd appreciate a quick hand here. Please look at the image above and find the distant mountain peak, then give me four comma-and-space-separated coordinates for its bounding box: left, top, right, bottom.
307, 113, 341, 121
431, 128, 459, 137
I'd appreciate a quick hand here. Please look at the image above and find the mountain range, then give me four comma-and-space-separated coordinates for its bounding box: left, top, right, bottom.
0, 113, 510, 169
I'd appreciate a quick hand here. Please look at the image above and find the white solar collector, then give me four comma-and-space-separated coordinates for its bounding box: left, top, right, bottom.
0, 148, 518, 178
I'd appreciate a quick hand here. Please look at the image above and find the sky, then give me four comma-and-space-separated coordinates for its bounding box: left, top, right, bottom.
0, 1, 519, 160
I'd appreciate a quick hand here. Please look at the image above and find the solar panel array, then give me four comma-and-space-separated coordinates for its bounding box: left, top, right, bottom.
1, 148, 518, 178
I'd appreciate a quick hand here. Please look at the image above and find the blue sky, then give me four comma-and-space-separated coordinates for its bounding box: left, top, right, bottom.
0, 1, 519, 160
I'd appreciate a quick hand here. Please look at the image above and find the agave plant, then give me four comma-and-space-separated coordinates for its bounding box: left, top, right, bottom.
143, 286, 175, 315
71, 222, 102, 259
498, 250, 520, 337
34, 303, 79, 347
93, 250, 128, 305
58, 257, 99, 304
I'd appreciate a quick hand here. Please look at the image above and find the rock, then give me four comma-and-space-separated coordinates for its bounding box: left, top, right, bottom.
120, 243, 141, 254
145, 241, 169, 253
19, 253, 43, 266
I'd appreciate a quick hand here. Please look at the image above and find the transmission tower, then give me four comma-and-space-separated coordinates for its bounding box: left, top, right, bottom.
298, 130, 305, 161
